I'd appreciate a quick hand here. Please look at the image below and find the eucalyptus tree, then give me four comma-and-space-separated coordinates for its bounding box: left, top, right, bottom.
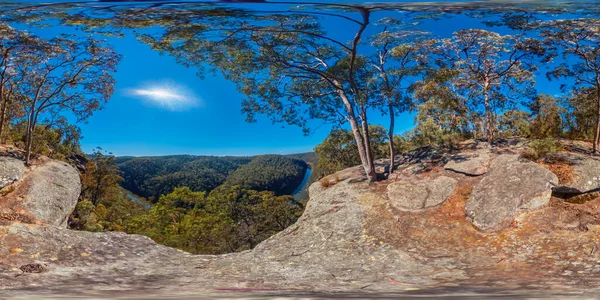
17, 35, 120, 164
0, 23, 33, 143
136, 8, 381, 181
369, 18, 430, 173
436, 29, 544, 144
541, 19, 600, 153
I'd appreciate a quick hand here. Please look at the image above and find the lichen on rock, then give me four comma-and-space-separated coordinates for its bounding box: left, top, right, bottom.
465, 154, 558, 231
0, 156, 24, 189
387, 176, 457, 211
444, 151, 492, 176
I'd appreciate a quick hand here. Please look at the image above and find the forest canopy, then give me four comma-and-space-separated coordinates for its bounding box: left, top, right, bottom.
224, 155, 308, 196
116, 154, 310, 200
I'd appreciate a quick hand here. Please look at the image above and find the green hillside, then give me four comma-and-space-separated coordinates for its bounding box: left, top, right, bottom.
116, 153, 312, 200
224, 155, 308, 195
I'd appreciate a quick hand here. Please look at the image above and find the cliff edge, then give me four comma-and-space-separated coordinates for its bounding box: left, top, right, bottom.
1, 139, 600, 298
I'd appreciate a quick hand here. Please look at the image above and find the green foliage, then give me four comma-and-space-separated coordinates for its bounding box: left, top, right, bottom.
436, 29, 543, 143
564, 88, 597, 140
314, 125, 389, 178
410, 117, 465, 148
528, 94, 565, 138
69, 150, 148, 232
524, 138, 561, 161
80, 148, 123, 206
498, 110, 532, 138
410, 98, 469, 148
116, 156, 251, 200
410, 68, 471, 147
224, 155, 308, 196
284, 152, 317, 167
127, 185, 303, 254
7, 118, 83, 160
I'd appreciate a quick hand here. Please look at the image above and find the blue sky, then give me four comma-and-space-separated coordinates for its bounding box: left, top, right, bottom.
19, 2, 566, 157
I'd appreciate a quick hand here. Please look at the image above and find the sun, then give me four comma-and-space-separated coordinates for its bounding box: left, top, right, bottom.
125, 80, 200, 111
134, 88, 184, 100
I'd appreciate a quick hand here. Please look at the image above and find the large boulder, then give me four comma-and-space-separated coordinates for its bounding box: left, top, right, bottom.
387, 176, 457, 211
0, 156, 24, 189
466, 155, 558, 231
20, 160, 81, 228
444, 152, 492, 176
554, 153, 600, 193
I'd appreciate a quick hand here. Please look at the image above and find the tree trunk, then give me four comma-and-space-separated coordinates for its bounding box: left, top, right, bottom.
0, 97, 5, 145
25, 109, 37, 166
359, 110, 377, 182
483, 83, 493, 144
25, 124, 34, 165
387, 101, 395, 174
594, 85, 600, 155
334, 88, 376, 182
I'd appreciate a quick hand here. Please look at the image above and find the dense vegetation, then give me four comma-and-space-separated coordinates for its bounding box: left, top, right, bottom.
116, 156, 251, 201
127, 186, 302, 254
224, 155, 308, 195
69, 149, 304, 254
0, 22, 119, 164
314, 125, 407, 178
116, 154, 310, 200
69, 149, 147, 232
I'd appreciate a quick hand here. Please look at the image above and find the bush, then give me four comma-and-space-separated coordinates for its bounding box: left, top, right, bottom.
523, 138, 561, 161
319, 177, 333, 188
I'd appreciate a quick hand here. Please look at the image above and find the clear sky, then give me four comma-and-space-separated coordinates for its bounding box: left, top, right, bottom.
19, 2, 566, 157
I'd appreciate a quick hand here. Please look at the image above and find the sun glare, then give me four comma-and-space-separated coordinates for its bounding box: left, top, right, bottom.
126, 81, 200, 111
134, 88, 185, 100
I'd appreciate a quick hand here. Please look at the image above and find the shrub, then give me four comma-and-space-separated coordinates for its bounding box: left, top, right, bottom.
523, 138, 561, 161
319, 177, 333, 188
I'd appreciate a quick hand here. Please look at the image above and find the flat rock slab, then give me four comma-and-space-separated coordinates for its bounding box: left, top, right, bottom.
21, 160, 81, 228
466, 155, 558, 231
387, 176, 457, 211
0, 156, 24, 189
554, 153, 600, 193
445, 152, 492, 176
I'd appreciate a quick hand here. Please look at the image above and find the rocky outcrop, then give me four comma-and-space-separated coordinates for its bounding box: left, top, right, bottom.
0, 156, 24, 189
0, 158, 80, 228
554, 153, 600, 193
465, 155, 558, 231
444, 152, 492, 176
387, 176, 457, 211
20, 161, 81, 228
3, 140, 600, 298
0, 167, 437, 295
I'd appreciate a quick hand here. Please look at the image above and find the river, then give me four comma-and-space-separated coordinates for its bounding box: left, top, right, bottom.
292, 167, 312, 201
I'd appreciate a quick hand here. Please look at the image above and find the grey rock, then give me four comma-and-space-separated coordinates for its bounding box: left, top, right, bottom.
445, 152, 492, 176
21, 160, 81, 228
466, 155, 558, 231
387, 176, 457, 211
554, 153, 600, 193
426, 176, 459, 207
0, 175, 436, 295
0, 156, 24, 189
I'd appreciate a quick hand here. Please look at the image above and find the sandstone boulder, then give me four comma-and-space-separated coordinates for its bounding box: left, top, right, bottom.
387, 176, 457, 211
554, 153, 600, 193
0, 156, 24, 189
21, 161, 81, 228
466, 155, 558, 231
444, 152, 492, 176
